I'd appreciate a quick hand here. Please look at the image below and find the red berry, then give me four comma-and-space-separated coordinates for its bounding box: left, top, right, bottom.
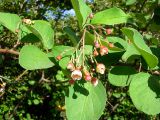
108, 43, 114, 48
89, 13, 94, 19
84, 75, 92, 81
93, 49, 99, 56
15, 29, 19, 33
67, 62, 75, 71
91, 77, 98, 86
56, 55, 62, 60
94, 41, 100, 48
69, 79, 75, 85
100, 46, 108, 56
106, 28, 112, 35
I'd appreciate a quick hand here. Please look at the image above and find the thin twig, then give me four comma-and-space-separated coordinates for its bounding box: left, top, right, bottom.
15, 70, 28, 81
112, 96, 125, 112
12, 41, 20, 50
82, 28, 86, 67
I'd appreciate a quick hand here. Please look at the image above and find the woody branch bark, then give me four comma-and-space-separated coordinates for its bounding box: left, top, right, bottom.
0, 48, 19, 55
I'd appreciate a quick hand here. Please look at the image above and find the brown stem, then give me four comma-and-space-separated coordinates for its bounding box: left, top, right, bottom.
82, 28, 86, 67
0, 49, 19, 55
15, 70, 28, 81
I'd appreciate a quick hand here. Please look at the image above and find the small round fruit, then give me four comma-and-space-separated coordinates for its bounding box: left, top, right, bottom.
56, 55, 62, 60
91, 77, 98, 86
69, 79, 75, 85
100, 46, 108, 56
89, 13, 94, 19
71, 70, 82, 80
84, 75, 92, 81
106, 28, 112, 35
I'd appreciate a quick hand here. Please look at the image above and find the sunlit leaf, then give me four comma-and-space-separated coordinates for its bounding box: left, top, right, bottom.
65, 81, 107, 120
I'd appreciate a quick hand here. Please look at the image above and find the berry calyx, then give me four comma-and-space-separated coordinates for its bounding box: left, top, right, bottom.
96, 63, 105, 74
71, 70, 82, 80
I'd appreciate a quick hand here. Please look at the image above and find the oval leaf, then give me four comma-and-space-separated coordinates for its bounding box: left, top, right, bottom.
122, 44, 141, 62
0, 12, 21, 33
65, 81, 107, 120
108, 66, 137, 86
19, 45, 54, 70
64, 26, 79, 46
91, 7, 129, 25
59, 57, 70, 70
122, 27, 158, 68
26, 20, 54, 49
19, 25, 40, 43
48, 45, 74, 58
71, 0, 92, 27
129, 72, 160, 115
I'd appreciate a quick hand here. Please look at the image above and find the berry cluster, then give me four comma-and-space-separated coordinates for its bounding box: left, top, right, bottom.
55, 13, 115, 87
67, 62, 104, 87
65, 40, 108, 87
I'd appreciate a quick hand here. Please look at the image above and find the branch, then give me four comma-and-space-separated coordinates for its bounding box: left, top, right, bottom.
15, 70, 28, 81
0, 49, 19, 55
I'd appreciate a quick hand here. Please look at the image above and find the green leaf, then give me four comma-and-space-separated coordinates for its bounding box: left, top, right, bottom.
122, 43, 140, 62
56, 70, 67, 81
33, 99, 40, 105
19, 45, 54, 70
150, 47, 160, 69
107, 37, 128, 51
48, 45, 74, 58
19, 25, 40, 43
84, 45, 93, 55
26, 20, 54, 49
71, 0, 92, 27
126, 0, 136, 5
122, 27, 158, 68
64, 26, 79, 46
0, 12, 21, 33
108, 66, 137, 86
96, 52, 123, 67
59, 57, 70, 69
129, 72, 160, 115
91, 7, 129, 25
28, 80, 36, 85
65, 81, 107, 120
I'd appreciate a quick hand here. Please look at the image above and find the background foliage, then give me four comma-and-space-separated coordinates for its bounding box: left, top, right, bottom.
0, 0, 160, 119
